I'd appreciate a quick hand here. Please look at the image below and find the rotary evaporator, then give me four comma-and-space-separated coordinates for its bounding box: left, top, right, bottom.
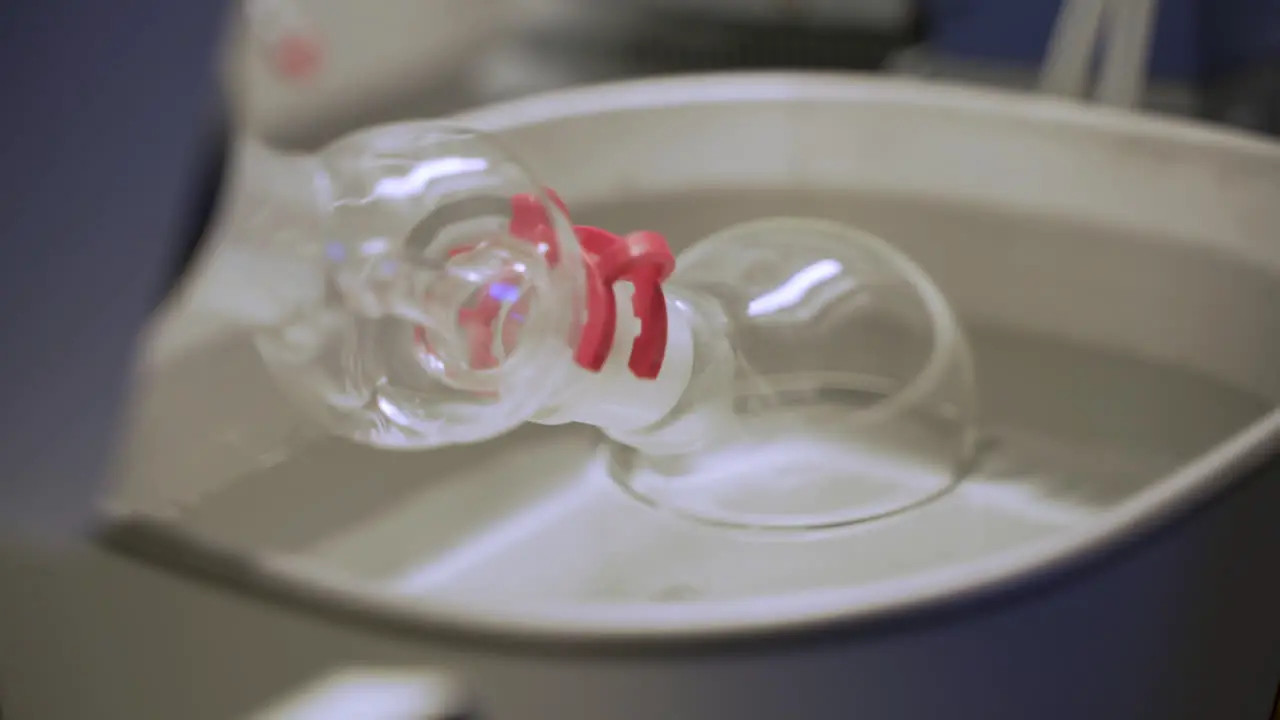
190, 126, 978, 533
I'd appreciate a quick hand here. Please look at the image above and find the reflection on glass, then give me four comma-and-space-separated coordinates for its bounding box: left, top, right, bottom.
746, 258, 844, 317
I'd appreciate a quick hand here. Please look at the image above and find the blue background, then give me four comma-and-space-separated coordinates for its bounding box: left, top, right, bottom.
924, 0, 1280, 81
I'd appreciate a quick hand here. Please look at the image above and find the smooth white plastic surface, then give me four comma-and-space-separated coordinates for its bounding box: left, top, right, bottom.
533, 283, 696, 433
230, 0, 504, 141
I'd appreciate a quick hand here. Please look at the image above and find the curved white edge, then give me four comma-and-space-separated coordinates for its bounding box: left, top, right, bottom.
448, 71, 1280, 158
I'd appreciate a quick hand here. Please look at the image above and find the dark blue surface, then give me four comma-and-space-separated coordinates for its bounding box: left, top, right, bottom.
0, 1, 229, 534
924, 0, 1280, 81
1202, 0, 1280, 74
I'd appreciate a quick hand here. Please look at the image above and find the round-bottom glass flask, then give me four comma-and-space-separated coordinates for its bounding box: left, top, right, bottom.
603, 218, 979, 531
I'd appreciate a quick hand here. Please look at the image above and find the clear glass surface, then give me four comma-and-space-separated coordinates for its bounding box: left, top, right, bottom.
606, 218, 979, 531
204, 127, 589, 449
201, 128, 976, 530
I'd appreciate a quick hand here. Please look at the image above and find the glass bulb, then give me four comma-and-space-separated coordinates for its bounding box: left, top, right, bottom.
605, 218, 979, 531
192, 126, 589, 449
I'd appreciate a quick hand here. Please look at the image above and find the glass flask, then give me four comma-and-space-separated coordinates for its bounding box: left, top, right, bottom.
606, 219, 979, 531
193, 126, 595, 448
190, 124, 977, 530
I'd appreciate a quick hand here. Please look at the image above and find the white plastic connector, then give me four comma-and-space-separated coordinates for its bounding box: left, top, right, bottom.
534, 283, 695, 434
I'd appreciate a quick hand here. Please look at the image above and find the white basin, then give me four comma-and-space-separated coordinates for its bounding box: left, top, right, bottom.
110, 76, 1280, 641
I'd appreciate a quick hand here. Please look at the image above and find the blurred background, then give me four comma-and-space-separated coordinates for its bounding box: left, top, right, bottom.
233, 0, 1280, 150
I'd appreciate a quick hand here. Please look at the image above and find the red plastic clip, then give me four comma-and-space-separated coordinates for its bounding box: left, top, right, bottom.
414, 189, 674, 380
507, 191, 674, 379
571, 227, 674, 379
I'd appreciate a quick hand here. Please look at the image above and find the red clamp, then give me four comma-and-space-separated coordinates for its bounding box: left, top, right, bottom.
571, 227, 674, 378
416, 190, 674, 380
509, 190, 674, 379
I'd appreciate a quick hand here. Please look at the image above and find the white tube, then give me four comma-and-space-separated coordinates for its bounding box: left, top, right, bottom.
1040, 0, 1109, 99
1095, 0, 1158, 108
